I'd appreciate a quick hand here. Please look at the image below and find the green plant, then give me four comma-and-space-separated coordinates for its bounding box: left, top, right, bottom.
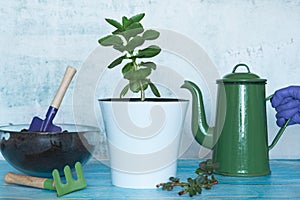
98, 13, 161, 101
156, 159, 218, 197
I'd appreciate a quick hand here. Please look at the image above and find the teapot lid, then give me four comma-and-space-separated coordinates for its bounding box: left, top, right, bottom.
217, 64, 266, 84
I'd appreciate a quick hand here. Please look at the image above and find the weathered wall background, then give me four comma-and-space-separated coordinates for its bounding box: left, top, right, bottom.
1, 0, 300, 159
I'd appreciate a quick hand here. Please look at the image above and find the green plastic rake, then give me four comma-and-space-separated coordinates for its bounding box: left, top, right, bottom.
4, 162, 87, 197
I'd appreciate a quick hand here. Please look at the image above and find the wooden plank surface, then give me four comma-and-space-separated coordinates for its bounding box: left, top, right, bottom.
0, 159, 300, 199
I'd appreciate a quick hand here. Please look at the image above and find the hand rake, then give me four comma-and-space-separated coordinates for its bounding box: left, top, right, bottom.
4, 162, 87, 197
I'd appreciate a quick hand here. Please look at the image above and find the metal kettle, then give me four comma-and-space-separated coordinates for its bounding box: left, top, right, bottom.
181, 63, 289, 176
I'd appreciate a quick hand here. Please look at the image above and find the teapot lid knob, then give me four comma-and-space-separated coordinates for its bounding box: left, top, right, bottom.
232, 63, 250, 73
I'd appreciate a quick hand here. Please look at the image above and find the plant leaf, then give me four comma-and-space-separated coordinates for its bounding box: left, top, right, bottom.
120, 83, 130, 98
149, 82, 160, 97
140, 61, 157, 70
129, 80, 141, 93
105, 18, 123, 30
126, 36, 145, 52
124, 68, 151, 80
122, 62, 134, 74
142, 80, 149, 90
122, 16, 132, 28
129, 13, 145, 23
136, 45, 161, 58
121, 13, 145, 31
127, 22, 144, 32
142, 29, 160, 40
121, 22, 144, 40
107, 55, 127, 68
112, 29, 122, 35
113, 44, 126, 52
129, 80, 148, 93
98, 35, 123, 46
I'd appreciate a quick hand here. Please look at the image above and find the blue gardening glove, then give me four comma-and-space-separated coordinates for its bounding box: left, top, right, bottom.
271, 86, 300, 127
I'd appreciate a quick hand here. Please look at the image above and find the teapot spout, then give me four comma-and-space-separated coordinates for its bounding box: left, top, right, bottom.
181, 80, 214, 149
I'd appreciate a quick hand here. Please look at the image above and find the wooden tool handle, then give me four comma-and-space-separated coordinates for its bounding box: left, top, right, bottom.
51, 66, 77, 109
4, 172, 48, 189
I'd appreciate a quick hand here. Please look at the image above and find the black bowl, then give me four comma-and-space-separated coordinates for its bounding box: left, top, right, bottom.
0, 124, 99, 177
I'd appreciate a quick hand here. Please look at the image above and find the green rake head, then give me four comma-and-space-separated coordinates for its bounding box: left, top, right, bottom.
52, 162, 87, 197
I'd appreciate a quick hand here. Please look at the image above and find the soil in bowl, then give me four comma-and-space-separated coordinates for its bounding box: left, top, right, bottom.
0, 125, 97, 177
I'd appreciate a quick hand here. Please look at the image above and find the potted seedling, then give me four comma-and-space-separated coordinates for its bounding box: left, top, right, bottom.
98, 13, 189, 189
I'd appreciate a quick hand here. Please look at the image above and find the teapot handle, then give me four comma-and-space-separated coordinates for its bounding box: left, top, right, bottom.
266, 94, 290, 150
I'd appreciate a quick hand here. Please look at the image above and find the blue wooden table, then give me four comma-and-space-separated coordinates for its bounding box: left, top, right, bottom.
0, 159, 300, 199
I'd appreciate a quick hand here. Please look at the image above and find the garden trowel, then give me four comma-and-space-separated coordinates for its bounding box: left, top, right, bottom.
28, 66, 76, 132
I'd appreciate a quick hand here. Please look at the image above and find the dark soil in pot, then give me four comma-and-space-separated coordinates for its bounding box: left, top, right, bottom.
0, 124, 97, 177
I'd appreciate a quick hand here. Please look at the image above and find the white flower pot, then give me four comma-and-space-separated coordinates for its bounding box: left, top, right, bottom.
98, 98, 189, 188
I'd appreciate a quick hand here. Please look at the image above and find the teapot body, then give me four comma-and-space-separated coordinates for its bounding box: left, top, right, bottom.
182, 63, 290, 177
213, 81, 270, 176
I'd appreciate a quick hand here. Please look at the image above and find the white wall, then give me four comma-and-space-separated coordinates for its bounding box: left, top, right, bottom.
1, 0, 300, 159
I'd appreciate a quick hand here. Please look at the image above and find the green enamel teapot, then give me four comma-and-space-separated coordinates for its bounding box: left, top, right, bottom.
181, 63, 289, 176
